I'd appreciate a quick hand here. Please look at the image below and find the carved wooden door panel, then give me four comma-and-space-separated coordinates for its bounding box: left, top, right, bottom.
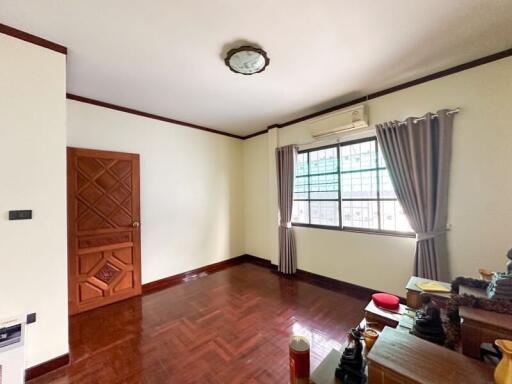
67, 147, 141, 315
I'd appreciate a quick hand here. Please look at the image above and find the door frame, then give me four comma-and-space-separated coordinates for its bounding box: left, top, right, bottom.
67, 147, 142, 315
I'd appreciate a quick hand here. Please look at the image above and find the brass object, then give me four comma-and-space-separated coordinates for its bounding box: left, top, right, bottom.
495, 339, 512, 384
363, 328, 379, 351
479, 268, 493, 281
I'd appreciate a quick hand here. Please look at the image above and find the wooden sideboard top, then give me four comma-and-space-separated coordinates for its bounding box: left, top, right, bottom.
367, 327, 494, 384
406, 276, 451, 293
405, 276, 452, 299
459, 285, 512, 331
460, 306, 512, 331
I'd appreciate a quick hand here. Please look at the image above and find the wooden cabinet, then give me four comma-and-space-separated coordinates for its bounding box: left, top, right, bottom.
458, 286, 512, 359
368, 363, 416, 384
312, 284, 506, 384
405, 276, 451, 309
367, 328, 494, 384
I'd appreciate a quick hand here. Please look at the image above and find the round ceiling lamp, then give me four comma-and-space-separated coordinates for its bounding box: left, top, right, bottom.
224, 46, 270, 75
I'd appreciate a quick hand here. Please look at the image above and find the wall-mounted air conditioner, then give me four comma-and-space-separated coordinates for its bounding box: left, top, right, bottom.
0, 315, 26, 384
310, 105, 369, 139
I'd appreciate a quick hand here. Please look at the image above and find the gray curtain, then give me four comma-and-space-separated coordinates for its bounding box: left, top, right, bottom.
376, 110, 454, 281
276, 145, 297, 274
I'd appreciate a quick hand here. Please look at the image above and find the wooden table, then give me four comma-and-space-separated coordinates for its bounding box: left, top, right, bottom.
364, 300, 407, 328
311, 327, 496, 384
367, 327, 494, 384
405, 276, 452, 309
459, 285, 512, 359
310, 318, 376, 384
310, 302, 412, 384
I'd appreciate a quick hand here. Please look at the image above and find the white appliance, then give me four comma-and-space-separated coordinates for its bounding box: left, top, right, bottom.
310, 105, 369, 139
0, 316, 26, 384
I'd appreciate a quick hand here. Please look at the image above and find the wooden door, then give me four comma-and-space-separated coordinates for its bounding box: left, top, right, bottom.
67, 147, 141, 315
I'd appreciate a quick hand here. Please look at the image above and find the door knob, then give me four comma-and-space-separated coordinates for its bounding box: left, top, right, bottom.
132, 221, 140, 228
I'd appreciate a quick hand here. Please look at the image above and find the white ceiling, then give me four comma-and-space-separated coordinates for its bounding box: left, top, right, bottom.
1, 1, 512, 136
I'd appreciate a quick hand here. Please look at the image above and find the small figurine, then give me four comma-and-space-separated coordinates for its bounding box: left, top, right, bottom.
487, 249, 512, 300
335, 326, 366, 384
487, 272, 512, 300
411, 292, 446, 345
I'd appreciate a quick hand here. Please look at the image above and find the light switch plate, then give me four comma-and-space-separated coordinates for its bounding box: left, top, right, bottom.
26, 313, 36, 324
8, 210, 32, 220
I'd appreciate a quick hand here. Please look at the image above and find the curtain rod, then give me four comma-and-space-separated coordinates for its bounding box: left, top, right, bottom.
398, 108, 460, 125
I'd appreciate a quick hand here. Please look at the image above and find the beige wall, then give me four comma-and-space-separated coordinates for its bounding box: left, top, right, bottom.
0, 34, 68, 367
243, 134, 269, 259
244, 57, 512, 295
67, 100, 245, 284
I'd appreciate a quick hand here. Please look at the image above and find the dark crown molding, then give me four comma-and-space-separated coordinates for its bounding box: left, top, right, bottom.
243, 47, 512, 140
243, 128, 270, 140
0, 23, 67, 54
67, 94, 244, 140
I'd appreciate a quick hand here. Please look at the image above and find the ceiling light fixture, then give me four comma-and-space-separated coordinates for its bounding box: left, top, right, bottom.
224, 46, 270, 75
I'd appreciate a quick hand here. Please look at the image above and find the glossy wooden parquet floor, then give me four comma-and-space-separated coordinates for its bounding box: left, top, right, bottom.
30, 262, 367, 384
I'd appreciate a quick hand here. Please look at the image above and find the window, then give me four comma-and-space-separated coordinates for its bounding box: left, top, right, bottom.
292, 137, 412, 235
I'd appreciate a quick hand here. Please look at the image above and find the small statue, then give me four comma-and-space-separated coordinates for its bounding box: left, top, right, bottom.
411, 292, 446, 345
487, 249, 512, 300
335, 326, 366, 384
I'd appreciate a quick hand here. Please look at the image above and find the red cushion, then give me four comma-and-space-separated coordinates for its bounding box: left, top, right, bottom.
372, 293, 400, 311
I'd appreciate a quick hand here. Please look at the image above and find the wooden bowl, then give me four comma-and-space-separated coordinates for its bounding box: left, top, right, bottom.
478, 268, 493, 281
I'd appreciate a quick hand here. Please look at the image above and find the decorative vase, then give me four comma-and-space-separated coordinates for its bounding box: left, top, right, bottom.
495, 339, 512, 384
289, 336, 310, 384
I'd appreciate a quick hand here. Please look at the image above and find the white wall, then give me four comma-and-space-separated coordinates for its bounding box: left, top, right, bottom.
67, 101, 245, 284
244, 57, 512, 295
0, 34, 68, 367
243, 134, 269, 259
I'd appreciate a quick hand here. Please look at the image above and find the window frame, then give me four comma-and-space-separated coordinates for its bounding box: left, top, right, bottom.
292, 137, 415, 238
